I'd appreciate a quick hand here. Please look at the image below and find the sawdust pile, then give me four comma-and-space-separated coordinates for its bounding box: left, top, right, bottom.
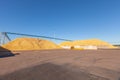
0, 47, 4, 51
60, 41, 73, 46
2, 37, 60, 51
0, 46, 9, 51
60, 39, 116, 48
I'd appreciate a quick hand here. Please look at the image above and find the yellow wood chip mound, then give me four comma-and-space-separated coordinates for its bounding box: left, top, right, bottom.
59, 41, 73, 46
2, 37, 61, 51
60, 39, 116, 48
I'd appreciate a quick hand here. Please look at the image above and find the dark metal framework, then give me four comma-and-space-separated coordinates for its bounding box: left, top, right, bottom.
0, 32, 73, 45
5, 32, 72, 41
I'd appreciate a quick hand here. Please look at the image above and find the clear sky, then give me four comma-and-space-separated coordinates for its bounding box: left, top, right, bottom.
0, 0, 120, 43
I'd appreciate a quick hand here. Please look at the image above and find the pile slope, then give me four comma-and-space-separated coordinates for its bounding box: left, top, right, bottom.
2, 37, 60, 51
0, 46, 9, 51
59, 41, 73, 46
60, 39, 116, 48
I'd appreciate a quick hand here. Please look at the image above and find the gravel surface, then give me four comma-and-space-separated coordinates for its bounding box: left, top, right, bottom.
0, 49, 120, 80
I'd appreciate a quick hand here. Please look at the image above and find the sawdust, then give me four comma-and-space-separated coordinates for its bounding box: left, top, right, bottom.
60, 39, 116, 48
0, 46, 9, 51
2, 37, 60, 51
59, 41, 73, 46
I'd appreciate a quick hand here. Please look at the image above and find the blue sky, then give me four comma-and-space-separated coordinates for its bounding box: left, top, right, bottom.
0, 0, 120, 43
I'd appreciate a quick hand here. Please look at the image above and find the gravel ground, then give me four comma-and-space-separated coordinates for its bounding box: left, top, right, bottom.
0, 49, 120, 80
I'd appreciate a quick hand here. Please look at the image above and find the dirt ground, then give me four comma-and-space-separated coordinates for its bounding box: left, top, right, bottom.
0, 49, 120, 80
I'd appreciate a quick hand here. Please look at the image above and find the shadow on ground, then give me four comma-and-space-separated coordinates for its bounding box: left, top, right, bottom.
0, 46, 15, 58
0, 63, 108, 80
